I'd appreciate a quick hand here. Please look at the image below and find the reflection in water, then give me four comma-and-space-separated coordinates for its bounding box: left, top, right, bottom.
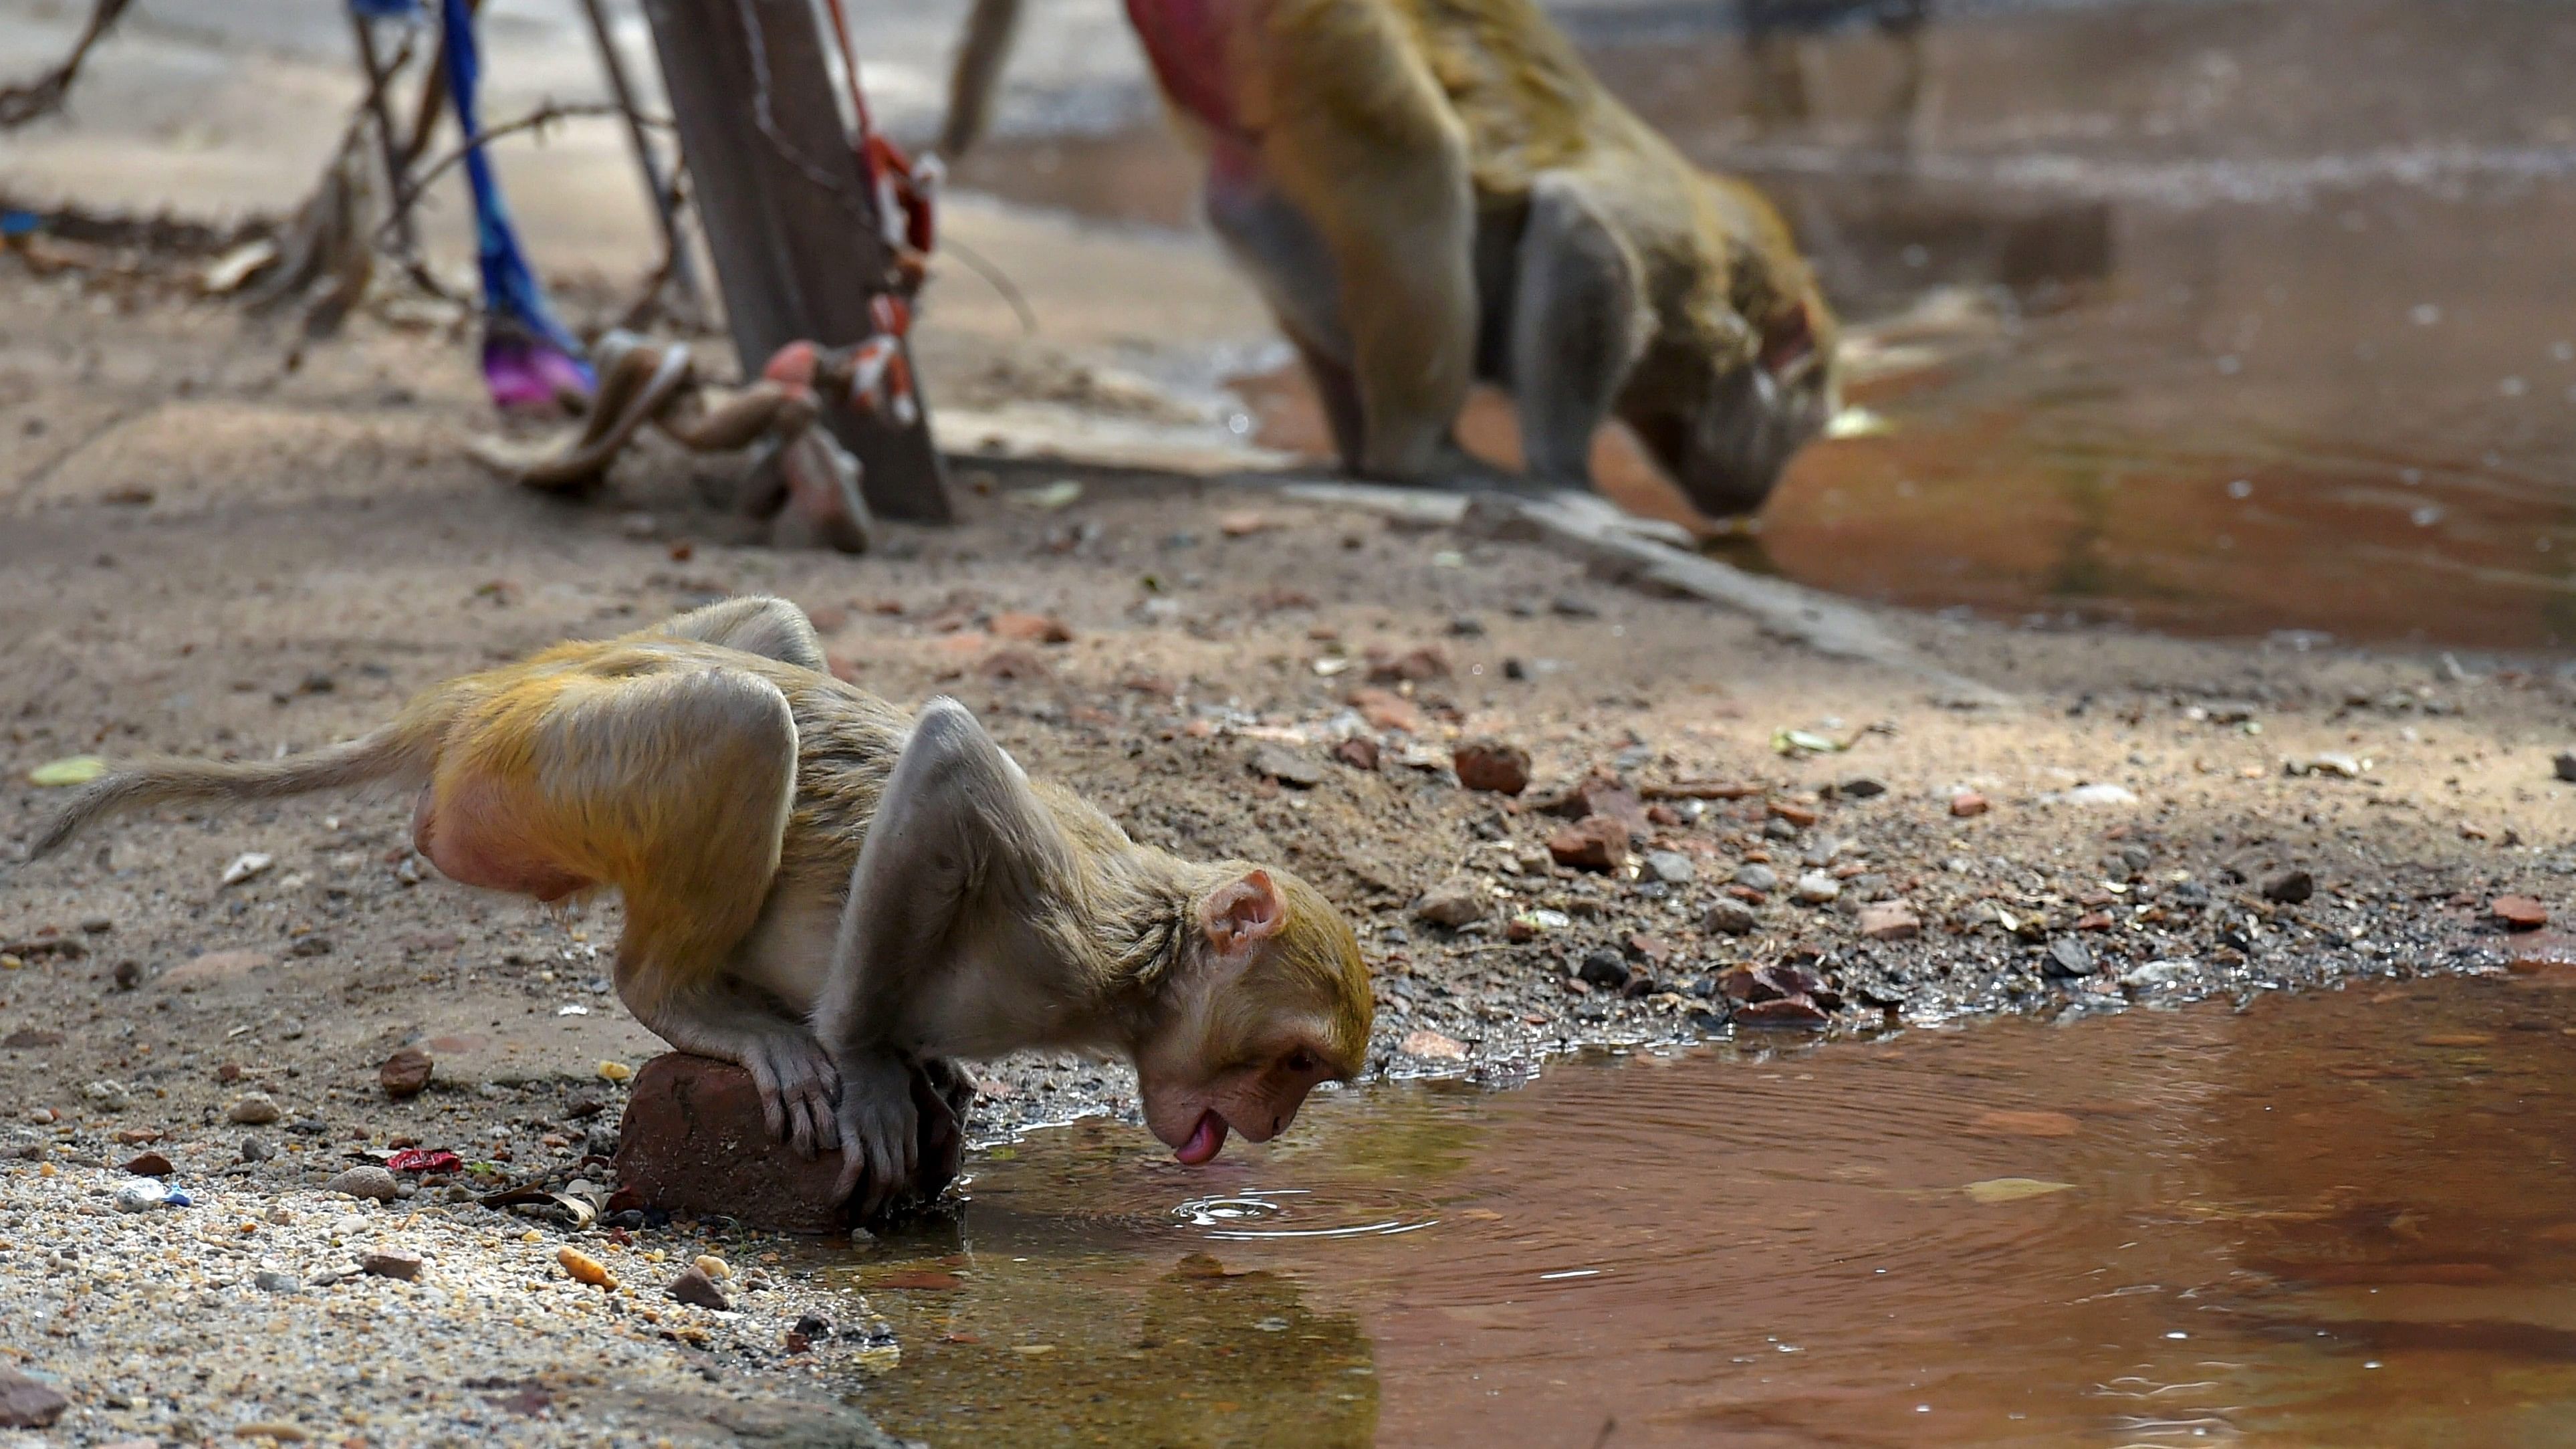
848, 978, 2576, 1447
946, 0, 2576, 647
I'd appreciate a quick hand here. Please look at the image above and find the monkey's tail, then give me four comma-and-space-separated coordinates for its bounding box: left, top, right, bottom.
28, 717, 441, 861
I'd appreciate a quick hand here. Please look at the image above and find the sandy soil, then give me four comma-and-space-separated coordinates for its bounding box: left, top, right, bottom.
1, 240, 2572, 1440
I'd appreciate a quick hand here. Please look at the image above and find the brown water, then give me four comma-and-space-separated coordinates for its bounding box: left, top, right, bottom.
840, 974, 2576, 1446
948, 0, 2576, 649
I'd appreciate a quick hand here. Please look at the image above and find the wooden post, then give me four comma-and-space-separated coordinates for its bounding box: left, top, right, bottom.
638, 0, 951, 522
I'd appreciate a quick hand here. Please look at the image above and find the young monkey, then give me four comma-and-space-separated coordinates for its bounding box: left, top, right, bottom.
31, 598, 1373, 1213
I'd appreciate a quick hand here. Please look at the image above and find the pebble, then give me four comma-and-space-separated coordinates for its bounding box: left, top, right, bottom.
1641, 851, 1695, 885
1857, 902, 1920, 941
1792, 871, 1842, 904
1768, 800, 1821, 829
2044, 938, 2096, 978
1838, 777, 1887, 798
2491, 896, 2549, 931
1332, 737, 1381, 771
2555, 750, 2576, 784
378, 1047, 435, 1099
251, 1270, 300, 1294
2120, 960, 2190, 990
1250, 743, 1326, 790
1576, 950, 1631, 991
596, 1061, 635, 1084
1950, 791, 1990, 818
558, 1246, 617, 1289
219, 851, 275, 887
1546, 816, 1629, 872
0, 1367, 69, 1428
240, 1135, 272, 1162
120, 1151, 172, 1178
1734, 997, 1830, 1029
1411, 877, 1488, 928
1399, 1029, 1468, 1061
2054, 783, 2139, 806
84, 1080, 132, 1111
1733, 863, 1779, 895
668, 1264, 731, 1311
2262, 869, 2315, 904
693, 1254, 732, 1280
326, 1166, 400, 1202
1451, 740, 1532, 795
361, 1252, 423, 1282
2285, 753, 2363, 778
1703, 899, 1759, 935
226, 1093, 281, 1126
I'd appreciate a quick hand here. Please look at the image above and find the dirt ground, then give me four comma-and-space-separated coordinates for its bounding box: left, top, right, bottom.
1, 250, 2572, 1444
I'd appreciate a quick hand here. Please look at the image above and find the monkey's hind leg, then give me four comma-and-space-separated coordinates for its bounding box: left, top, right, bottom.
1509, 173, 1650, 488
429, 663, 841, 1153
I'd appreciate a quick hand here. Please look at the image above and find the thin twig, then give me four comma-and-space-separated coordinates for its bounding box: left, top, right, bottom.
377, 99, 673, 249
0, 0, 133, 128
938, 235, 1037, 336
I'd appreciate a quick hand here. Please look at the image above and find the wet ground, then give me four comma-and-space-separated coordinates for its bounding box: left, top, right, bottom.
845, 972, 2576, 1447
948, 0, 2576, 650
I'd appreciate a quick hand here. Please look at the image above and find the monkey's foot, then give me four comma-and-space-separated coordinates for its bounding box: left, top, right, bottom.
831, 1050, 921, 1215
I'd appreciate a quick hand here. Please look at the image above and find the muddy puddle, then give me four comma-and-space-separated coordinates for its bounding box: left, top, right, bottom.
836, 975, 2576, 1446
947, 0, 2576, 648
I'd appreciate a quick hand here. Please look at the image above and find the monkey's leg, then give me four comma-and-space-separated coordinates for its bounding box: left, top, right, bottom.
644, 594, 829, 671
813, 697, 1074, 1211
1255, 2, 1477, 480
1292, 336, 1368, 475
425, 665, 840, 1151
1510, 175, 1651, 487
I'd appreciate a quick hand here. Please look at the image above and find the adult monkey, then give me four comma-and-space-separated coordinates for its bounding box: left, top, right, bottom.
32, 598, 1373, 1214
937, 0, 1841, 517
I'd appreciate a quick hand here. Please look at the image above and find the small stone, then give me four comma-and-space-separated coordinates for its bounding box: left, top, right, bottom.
326, 1166, 400, 1202
1349, 687, 1423, 734
219, 851, 275, 887
1, 1029, 64, 1049
1792, 871, 1842, 904
693, 1254, 731, 1280
1332, 737, 1381, 771
558, 1246, 617, 1289
1411, 877, 1488, 928
2285, 753, 2363, 779
1250, 743, 1326, 790
1857, 902, 1920, 941
2555, 751, 2576, 784
1768, 801, 1821, 829
1641, 851, 1695, 885
1451, 741, 1532, 795
2056, 783, 2139, 806
240, 1135, 273, 1163
378, 1047, 435, 1099
2044, 938, 2095, 978
0, 1367, 68, 1428
989, 610, 1074, 644
84, 1079, 132, 1110
227, 1093, 281, 1125
1547, 816, 1630, 871
1364, 644, 1451, 683
362, 1251, 423, 1281
1837, 777, 1887, 799
252, 1269, 300, 1294
112, 1179, 184, 1212
1576, 950, 1631, 991
1733, 863, 1779, 895
1950, 791, 1990, 818
120, 1151, 172, 1177
2261, 869, 2315, 905
668, 1264, 731, 1311
1702, 899, 1758, 935
1734, 997, 1831, 1029
595, 1060, 634, 1084
2120, 960, 2190, 990
1399, 1029, 1468, 1061
110, 960, 141, 990
2492, 896, 2549, 931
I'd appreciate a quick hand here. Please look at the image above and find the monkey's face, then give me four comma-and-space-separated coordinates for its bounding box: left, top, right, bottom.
1637, 302, 1840, 520
1135, 867, 1370, 1165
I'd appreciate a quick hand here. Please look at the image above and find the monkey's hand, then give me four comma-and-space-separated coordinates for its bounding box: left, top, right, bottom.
745, 1026, 842, 1159
832, 1048, 921, 1214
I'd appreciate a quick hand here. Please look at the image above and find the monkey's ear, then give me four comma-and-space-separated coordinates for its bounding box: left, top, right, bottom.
1200, 869, 1286, 957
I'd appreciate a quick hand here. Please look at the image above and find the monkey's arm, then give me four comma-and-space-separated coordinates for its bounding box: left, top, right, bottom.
812, 697, 1077, 1210
1510, 173, 1650, 485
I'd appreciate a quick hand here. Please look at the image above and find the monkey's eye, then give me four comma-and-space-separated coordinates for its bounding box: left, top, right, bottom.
1285, 1048, 1318, 1075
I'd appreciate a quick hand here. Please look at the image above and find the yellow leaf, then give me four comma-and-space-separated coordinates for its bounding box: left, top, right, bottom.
1963, 1177, 2075, 1204
28, 755, 107, 786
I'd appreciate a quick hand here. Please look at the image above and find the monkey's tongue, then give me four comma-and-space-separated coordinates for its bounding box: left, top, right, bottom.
1175, 1111, 1228, 1165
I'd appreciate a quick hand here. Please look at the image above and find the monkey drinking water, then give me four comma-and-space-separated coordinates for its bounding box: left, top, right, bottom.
941, 0, 1841, 517
30, 598, 1373, 1213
